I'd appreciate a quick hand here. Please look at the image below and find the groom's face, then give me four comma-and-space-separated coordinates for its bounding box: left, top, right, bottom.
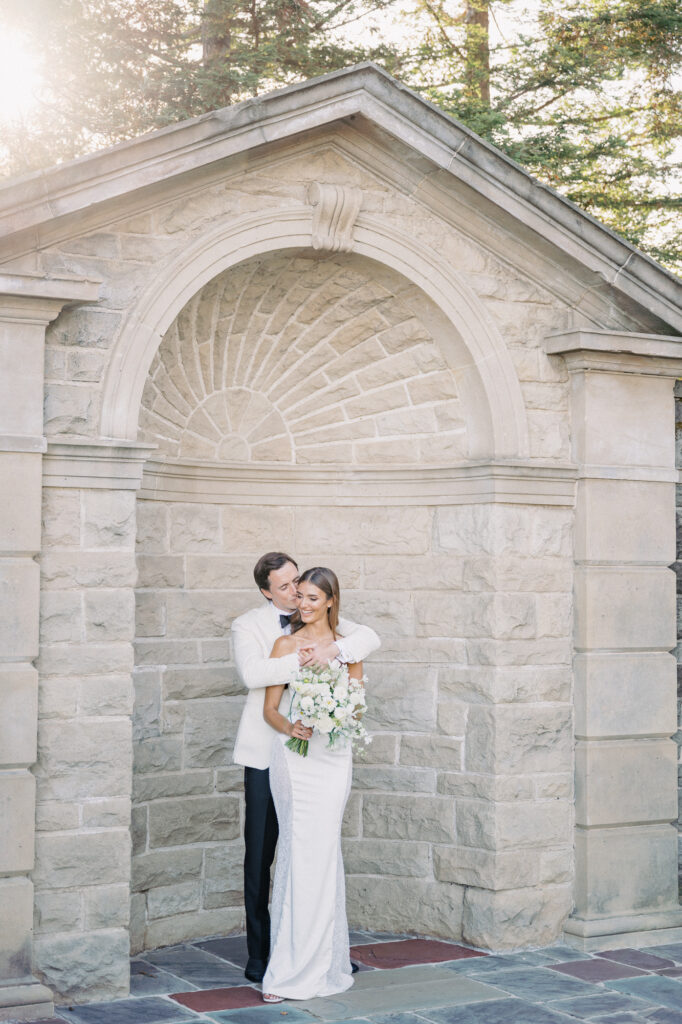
262, 560, 299, 613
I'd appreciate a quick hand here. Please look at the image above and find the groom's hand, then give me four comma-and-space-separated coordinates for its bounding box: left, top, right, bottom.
298, 641, 340, 668
297, 645, 316, 666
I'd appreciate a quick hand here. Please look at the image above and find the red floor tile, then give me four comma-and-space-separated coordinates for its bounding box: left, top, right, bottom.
550, 959, 648, 982
350, 938, 487, 969
170, 986, 263, 1011
596, 948, 676, 971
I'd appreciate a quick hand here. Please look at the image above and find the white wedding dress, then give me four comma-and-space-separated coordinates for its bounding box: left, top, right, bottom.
262, 687, 354, 1000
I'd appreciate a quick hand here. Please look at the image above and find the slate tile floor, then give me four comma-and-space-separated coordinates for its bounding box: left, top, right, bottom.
29, 933, 682, 1024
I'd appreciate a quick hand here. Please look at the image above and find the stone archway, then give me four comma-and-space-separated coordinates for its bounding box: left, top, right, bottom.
100, 207, 529, 459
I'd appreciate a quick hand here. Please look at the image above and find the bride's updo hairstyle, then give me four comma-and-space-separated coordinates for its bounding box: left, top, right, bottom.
291, 567, 340, 637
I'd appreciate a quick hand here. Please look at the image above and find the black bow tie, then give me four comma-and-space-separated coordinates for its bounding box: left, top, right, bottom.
279, 613, 291, 629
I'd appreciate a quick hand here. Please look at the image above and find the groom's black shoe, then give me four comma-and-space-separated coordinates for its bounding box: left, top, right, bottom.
245, 959, 267, 983
351, 962, 360, 974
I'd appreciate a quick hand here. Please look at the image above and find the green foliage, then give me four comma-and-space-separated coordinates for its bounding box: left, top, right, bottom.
1, 0, 680, 271
0, 0, 400, 171
405, 0, 682, 269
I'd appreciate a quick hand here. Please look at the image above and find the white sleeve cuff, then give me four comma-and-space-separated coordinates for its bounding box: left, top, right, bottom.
335, 639, 349, 663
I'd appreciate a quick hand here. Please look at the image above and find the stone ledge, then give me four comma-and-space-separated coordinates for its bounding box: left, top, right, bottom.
0, 436, 47, 454
0, 981, 53, 1023
564, 909, 682, 949
138, 458, 577, 507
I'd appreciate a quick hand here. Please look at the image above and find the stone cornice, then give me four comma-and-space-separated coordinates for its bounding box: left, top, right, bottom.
137, 457, 577, 506
0, 65, 679, 332
545, 329, 682, 376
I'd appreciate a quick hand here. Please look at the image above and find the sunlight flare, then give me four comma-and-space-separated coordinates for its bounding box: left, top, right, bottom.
0, 30, 41, 122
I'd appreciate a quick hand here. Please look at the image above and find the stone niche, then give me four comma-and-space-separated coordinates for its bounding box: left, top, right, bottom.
4, 64, 681, 1020
138, 251, 468, 466
129, 246, 575, 954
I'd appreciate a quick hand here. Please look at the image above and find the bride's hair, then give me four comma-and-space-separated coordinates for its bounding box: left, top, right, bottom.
290, 567, 340, 637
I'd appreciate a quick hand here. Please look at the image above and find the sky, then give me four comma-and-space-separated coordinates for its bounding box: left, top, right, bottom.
0, 1, 540, 124
0, 29, 41, 122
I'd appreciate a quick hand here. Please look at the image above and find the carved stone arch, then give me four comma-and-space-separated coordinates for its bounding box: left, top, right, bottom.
100, 208, 529, 458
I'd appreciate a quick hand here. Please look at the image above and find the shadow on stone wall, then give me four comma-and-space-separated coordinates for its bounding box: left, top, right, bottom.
674, 380, 682, 896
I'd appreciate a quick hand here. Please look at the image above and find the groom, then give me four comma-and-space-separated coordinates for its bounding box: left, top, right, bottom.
232, 551, 380, 983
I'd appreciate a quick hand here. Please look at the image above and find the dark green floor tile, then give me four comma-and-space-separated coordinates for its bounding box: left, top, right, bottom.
56, 997, 198, 1024
420, 997, 582, 1024
295, 975, 500, 1020
547, 992, 652, 1018
638, 945, 682, 965
369, 1015, 430, 1024
480, 967, 598, 1002
592, 1014, 650, 1023
446, 953, 563, 975
130, 961, 198, 997
542, 947, 597, 963
646, 1010, 682, 1024
603, 975, 682, 1009
206, 1007, 317, 1023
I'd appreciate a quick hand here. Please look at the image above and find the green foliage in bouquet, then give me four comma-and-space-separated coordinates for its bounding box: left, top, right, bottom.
284, 662, 369, 758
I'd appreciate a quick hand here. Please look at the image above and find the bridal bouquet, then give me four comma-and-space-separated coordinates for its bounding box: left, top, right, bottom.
285, 662, 370, 757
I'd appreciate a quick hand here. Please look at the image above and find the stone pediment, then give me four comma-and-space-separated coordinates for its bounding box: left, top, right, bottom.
0, 63, 679, 334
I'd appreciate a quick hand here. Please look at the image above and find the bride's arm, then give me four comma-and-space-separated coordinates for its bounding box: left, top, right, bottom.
347, 661, 365, 720
263, 683, 294, 736
263, 636, 312, 739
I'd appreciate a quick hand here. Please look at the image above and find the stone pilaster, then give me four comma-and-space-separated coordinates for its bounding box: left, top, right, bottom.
0, 275, 99, 1022
546, 329, 682, 950
35, 441, 155, 1003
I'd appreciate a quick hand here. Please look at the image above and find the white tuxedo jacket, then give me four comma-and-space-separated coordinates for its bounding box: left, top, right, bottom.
232, 600, 380, 769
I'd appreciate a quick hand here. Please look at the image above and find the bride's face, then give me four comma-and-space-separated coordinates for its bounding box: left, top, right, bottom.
296, 581, 331, 625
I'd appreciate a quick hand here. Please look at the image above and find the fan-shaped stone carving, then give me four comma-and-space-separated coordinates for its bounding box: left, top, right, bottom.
139, 251, 468, 464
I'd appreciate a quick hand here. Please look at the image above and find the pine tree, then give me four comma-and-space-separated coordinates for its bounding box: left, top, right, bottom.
0, 0, 401, 173
1, 0, 680, 270
405, 0, 682, 268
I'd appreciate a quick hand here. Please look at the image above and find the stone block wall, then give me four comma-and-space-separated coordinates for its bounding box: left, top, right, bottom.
131, 499, 250, 951
131, 497, 575, 950
34, 485, 137, 1001
27, 136, 580, 997
674, 382, 682, 893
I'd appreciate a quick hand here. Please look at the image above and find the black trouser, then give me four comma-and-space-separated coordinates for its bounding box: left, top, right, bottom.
243, 765, 279, 974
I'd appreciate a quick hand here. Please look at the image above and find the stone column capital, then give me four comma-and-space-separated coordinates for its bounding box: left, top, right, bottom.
43, 439, 158, 491
0, 272, 101, 325
544, 328, 682, 377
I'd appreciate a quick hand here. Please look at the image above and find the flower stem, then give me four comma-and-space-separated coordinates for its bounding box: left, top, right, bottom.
285, 737, 309, 757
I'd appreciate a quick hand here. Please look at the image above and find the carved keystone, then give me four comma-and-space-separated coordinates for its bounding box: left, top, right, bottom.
307, 182, 362, 253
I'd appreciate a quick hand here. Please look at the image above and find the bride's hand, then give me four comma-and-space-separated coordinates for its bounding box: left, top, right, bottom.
297, 645, 315, 666
298, 640, 339, 668
289, 719, 313, 740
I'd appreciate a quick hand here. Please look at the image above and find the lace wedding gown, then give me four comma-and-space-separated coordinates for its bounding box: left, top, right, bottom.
262, 689, 354, 1000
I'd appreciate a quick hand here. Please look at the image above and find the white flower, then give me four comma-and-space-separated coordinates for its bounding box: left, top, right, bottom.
316, 713, 334, 734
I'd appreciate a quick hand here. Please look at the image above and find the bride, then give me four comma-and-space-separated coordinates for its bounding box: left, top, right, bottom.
261, 566, 363, 1002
